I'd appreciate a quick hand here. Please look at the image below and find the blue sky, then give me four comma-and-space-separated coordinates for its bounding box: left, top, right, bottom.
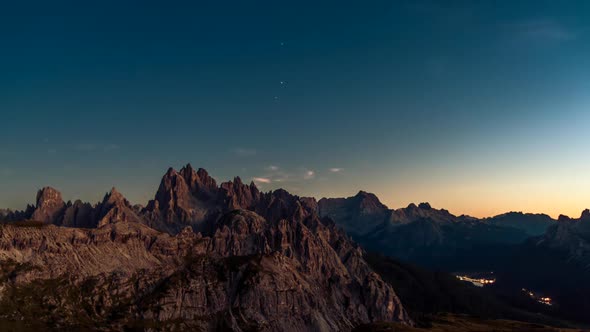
1, 0, 590, 217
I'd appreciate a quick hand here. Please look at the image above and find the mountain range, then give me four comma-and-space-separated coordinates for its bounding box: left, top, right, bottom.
1, 165, 588, 330
319, 191, 590, 325
0, 165, 411, 331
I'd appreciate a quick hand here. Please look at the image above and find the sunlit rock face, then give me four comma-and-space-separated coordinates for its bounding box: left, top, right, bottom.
31, 187, 66, 224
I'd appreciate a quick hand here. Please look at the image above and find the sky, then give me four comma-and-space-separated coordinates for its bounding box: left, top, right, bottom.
1, 0, 590, 218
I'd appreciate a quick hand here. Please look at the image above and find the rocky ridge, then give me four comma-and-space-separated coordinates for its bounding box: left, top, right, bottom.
319, 191, 560, 238
534, 209, 590, 267
318, 192, 556, 268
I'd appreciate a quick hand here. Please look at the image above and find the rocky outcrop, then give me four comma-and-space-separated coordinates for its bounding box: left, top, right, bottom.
95, 187, 145, 227
2, 186, 147, 231
534, 209, 590, 265
60, 200, 96, 228
152, 167, 201, 222
146, 166, 219, 233
0, 205, 35, 222
142, 165, 321, 236
318, 191, 390, 236
219, 177, 261, 211
575, 209, 590, 236
484, 212, 556, 236
388, 202, 459, 225
31, 187, 66, 223
179, 164, 218, 200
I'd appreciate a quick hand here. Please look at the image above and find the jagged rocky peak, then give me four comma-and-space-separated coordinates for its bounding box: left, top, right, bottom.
388, 201, 457, 225
574, 209, 590, 234
418, 202, 432, 209
555, 210, 590, 225
299, 196, 319, 213
31, 186, 66, 223
148, 165, 352, 235
103, 187, 127, 206
178, 163, 195, 178
35, 186, 62, 205
60, 199, 95, 228
96, 187, 143, 227
220, 176, 261, 210
155, 165, 219, 208
320, 190, 389, 218
144, 165, 227, 233
317, 191, 391, 237
179, 163, 218, 199
154, 167, 192, 210
355, 190, 388, 209
269, 188, 293, 201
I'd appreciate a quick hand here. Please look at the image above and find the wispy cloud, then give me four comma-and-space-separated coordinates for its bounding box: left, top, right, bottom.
232, 148, 257, 157
329, 168, 343, 173
103, 144, 120, 152
75, 143, 97, 151
508, 19, 576, 43
252, 177, 271, 184
74, 143, 121, 152
252, 166, 317, 186
257, 165, 292, 183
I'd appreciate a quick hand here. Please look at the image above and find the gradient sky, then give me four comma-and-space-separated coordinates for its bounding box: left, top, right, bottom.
1, 0, 590, 218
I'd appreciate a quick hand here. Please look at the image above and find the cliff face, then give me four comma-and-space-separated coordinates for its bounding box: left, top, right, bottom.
0, 214, 409, 331
31, 187, 66, 224
0, 165, 411, 331
534, 209, 590, 266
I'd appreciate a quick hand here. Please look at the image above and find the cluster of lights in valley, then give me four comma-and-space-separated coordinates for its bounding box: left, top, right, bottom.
455, 274, 553, 306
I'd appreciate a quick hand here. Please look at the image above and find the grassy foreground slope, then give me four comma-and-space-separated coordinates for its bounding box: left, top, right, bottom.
353, 314, 583, 332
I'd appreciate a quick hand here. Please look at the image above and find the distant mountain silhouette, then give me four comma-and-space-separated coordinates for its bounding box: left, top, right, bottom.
318, 193, 555, 269
319, 191, 590, 325
484, 212, 556, 236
